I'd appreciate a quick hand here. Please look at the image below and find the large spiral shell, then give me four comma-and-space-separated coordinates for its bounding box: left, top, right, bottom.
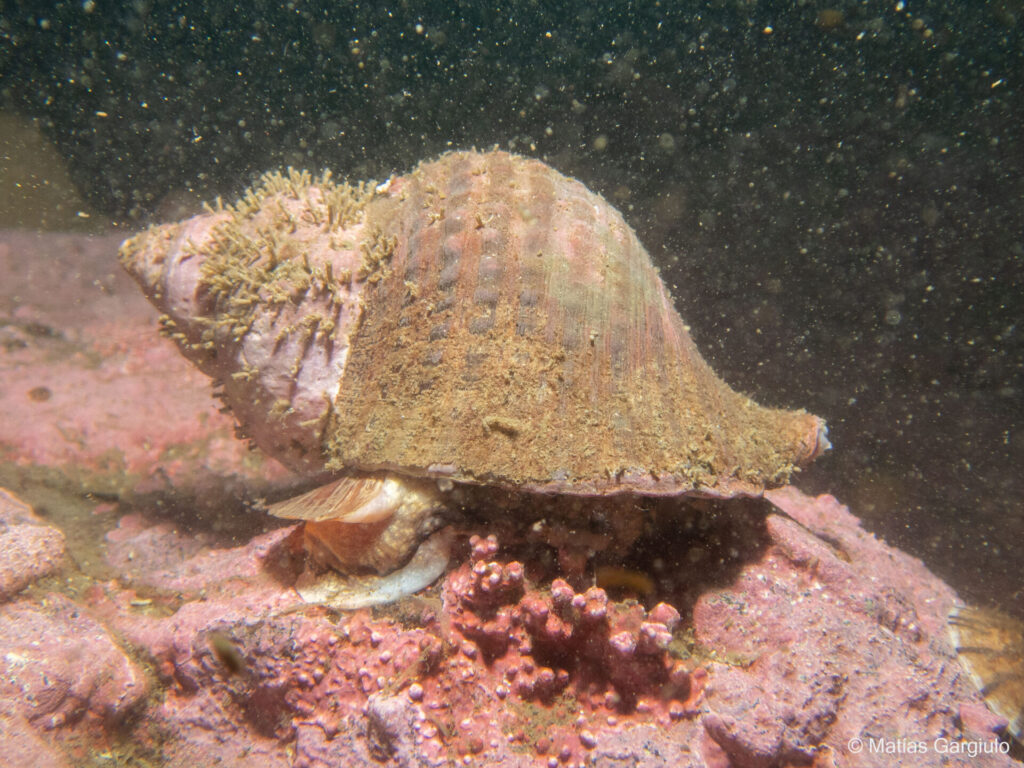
121, 150, 827, 501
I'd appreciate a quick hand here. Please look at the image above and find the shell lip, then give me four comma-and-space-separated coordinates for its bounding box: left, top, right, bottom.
519, 474, 768, 500
340, 461, 769, 500
813, 422, 832, 457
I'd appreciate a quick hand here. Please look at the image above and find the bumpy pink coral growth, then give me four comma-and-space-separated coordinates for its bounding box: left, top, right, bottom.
446, 535, 696, 713
2, 482, 1012, 768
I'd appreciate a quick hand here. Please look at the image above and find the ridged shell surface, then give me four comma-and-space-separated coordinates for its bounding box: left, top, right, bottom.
327, 151, 825, 495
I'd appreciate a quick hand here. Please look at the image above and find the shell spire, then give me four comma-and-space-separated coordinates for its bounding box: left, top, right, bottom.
120, 150, 828, 498
119, 168, 378, 474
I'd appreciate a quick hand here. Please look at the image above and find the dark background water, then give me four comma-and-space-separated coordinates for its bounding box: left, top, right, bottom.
2, 0, 1022, 615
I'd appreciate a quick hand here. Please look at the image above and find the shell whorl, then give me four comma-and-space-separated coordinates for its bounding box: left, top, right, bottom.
119, 169, 377, 474
329, 151, 826, 495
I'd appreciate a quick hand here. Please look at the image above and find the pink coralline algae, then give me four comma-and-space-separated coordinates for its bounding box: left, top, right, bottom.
0, 231, 293, 502
0, 590, 148, 768
0, 481, 1019, 767
446, 534, 697, 716
0, 488, 66, 601
79, 523, 704, 768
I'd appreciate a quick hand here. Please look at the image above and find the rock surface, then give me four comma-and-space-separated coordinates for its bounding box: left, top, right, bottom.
0, 230, 1017, 766
0, 487, 66, 600
0, 230, 292, 497
0, 481, 1015, 768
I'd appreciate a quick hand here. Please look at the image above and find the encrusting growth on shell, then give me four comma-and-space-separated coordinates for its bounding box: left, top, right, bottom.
329, 151, 827, 496
120, 150, 829, 598
120, 168, 379, 477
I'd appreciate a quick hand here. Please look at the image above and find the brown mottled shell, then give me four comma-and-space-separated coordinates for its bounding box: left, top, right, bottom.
325, 151, 826, 496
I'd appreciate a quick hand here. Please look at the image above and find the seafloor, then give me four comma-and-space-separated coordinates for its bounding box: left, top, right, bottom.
0, 231, 1018, 767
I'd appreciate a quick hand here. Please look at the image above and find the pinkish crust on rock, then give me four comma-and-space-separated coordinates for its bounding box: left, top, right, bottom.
0, 490, 982, 767
0, 524, 66, 600
0, 488, 67, 600
0, 702, 71, 768
446, 535, 691, 712
0, 231, 292, 497
0, 593, 147, 730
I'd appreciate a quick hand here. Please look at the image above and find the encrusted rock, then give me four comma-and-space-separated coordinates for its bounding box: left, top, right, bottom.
0, 489, 66, 601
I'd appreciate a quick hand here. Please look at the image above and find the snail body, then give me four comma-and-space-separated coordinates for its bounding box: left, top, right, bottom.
120, 150, 828, 599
